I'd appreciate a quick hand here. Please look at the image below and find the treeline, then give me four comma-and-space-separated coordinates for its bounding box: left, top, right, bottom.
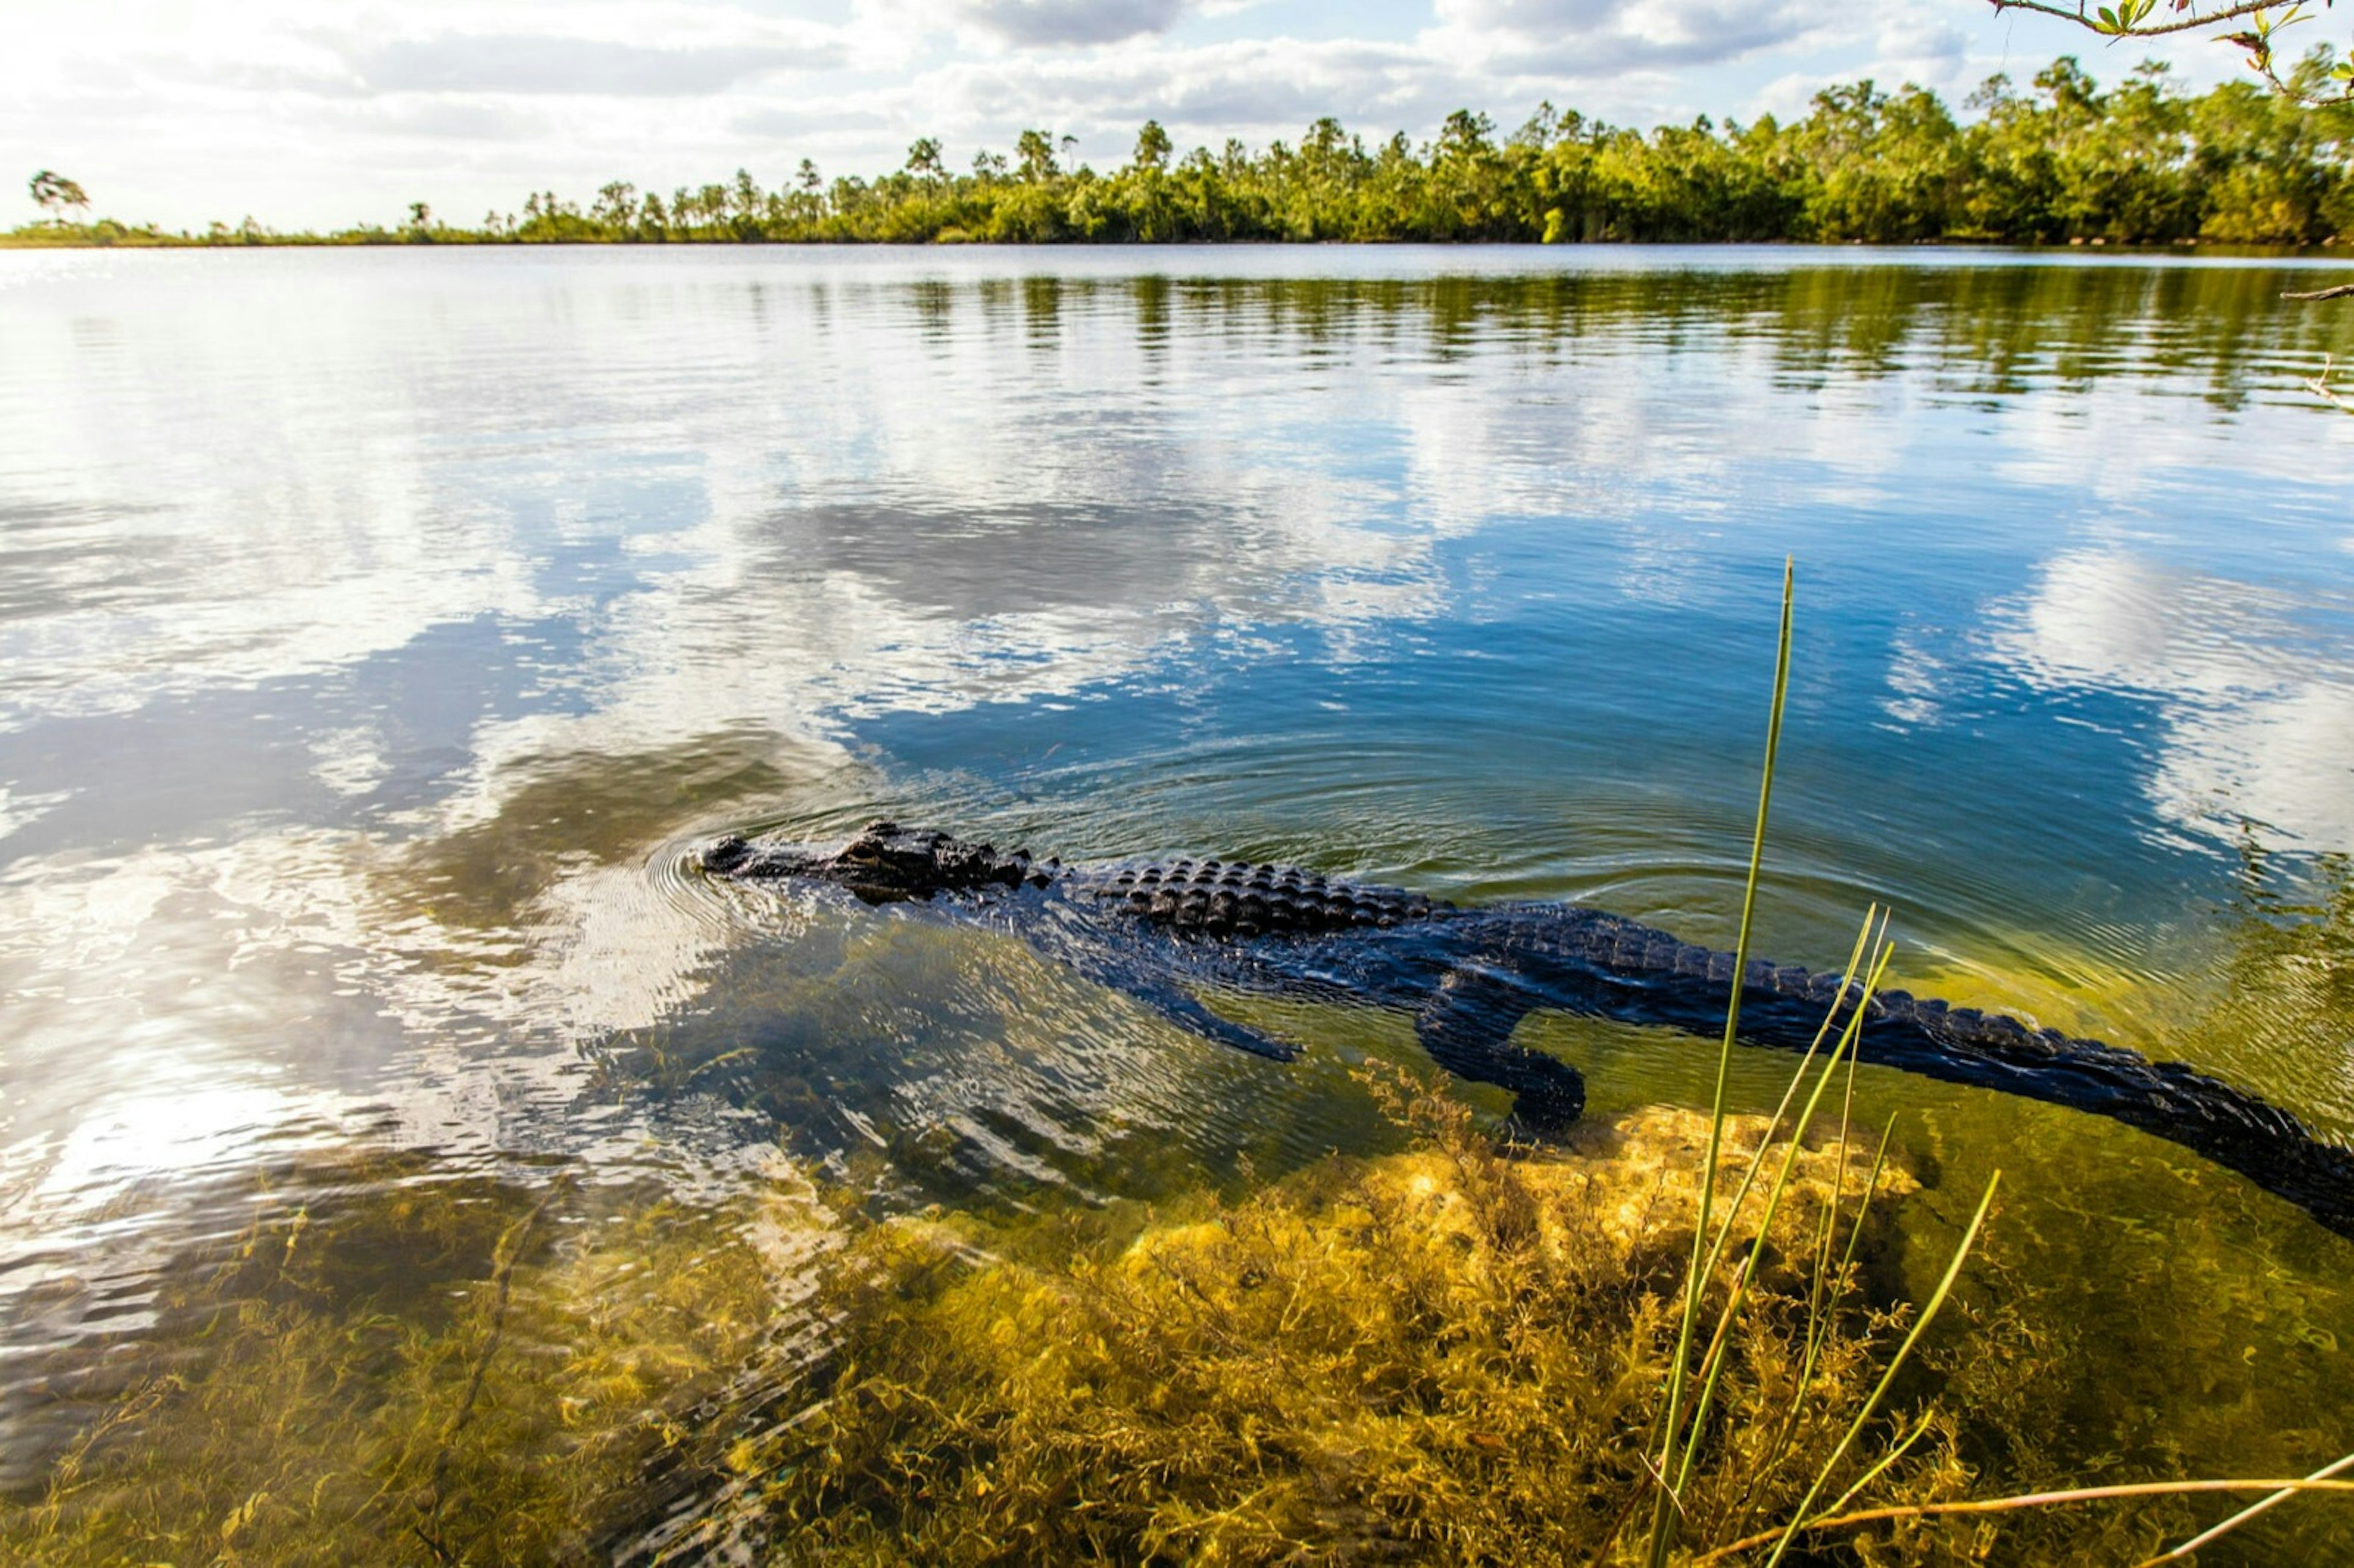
16, 56, 2354, 249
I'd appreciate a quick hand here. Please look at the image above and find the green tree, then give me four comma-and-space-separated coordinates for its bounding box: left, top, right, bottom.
30, 169, 90, 219
1133, 120, 1173, 172
1787, 82, 1969, 241
592, 181, 638, 229
1015, 129, 1059, 182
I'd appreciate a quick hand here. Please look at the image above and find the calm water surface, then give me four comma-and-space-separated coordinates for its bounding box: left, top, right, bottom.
4, 245, 2354, 1553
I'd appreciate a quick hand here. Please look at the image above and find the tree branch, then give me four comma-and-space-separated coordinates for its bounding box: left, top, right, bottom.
2284, 283, 2354, 301
1988, 0, 2293, 40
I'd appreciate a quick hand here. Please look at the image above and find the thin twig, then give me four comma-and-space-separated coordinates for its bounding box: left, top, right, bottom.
1695, 1478, 2354, 1562
2307, 355, 2354, 415
2283, 283, 2354, 302
2138, 1446, 2354, 1564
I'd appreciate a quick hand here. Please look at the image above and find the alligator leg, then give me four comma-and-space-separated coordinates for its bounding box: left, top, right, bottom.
1102, 972, 1303, 1062
1414, 962, 1588, 1132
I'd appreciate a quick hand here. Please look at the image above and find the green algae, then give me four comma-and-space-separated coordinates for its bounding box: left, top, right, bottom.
722, 1072, 2078, 1566
6, 1072, 2338, 1564
0, 1152, 823, 1567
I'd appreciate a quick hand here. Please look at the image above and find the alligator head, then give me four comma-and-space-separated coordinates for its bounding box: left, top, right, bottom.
701, 820, 1048, 902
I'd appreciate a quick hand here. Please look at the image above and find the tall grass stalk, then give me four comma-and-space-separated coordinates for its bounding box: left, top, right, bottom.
1761, 1169, 2003, 1567
1671, 934, 1895, 1498
1691, 910, 1881, 1294
1648, 557, 1795, 1565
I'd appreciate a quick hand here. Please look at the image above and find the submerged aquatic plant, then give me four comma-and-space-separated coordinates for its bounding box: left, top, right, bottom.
737, 1071, 1971, 1565
0, 1152, 822, 1566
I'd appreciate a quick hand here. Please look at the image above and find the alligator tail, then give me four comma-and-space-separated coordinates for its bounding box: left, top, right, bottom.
1558, 924, 2354, 1241
1851, 985, 2354, 1241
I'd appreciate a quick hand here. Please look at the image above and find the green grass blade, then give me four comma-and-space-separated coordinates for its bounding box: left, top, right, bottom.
1672, 938, 1892, 1495
1762, 1169, 2003, 1568
1649, 557, 1794, 1565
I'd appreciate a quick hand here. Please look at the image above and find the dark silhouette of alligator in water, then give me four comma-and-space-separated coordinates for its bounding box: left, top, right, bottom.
703, 820, 2354, 1241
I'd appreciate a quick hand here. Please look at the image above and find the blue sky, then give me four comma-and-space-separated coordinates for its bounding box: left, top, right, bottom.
11, 0, 2263, 231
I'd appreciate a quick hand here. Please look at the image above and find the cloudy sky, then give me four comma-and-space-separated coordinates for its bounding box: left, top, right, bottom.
13, 0, 2254, 232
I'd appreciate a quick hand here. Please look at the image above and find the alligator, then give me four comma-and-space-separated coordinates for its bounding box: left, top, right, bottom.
702, 820, 2354, 1241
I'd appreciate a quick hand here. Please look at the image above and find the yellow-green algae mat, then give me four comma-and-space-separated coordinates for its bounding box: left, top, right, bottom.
0, 1155, 831, 1567
1, 1071, 2326, 1566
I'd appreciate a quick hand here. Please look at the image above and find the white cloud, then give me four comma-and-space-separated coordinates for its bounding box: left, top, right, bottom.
941, 0, 1196, 48
348, 34, 832, 96
1428, 0, 1826, 73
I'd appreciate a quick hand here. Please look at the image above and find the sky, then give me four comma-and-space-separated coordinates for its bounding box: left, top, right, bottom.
10, 0, 2264, 232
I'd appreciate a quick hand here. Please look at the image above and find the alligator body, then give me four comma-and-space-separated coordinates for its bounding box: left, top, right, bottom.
703, 821, 2354, 1241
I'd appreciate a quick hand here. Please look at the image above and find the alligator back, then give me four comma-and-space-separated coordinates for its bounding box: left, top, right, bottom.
1081, 859, 1446, 937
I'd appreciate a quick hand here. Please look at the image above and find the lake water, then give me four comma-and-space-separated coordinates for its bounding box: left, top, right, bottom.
4, 244, 2354, 1558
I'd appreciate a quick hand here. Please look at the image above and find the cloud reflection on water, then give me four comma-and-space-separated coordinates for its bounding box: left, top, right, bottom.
1992, 548, 2354, 854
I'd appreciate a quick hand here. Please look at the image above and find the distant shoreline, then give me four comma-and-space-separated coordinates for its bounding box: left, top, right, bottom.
6, 233, 2344, 259
16, 59, 2354, 253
